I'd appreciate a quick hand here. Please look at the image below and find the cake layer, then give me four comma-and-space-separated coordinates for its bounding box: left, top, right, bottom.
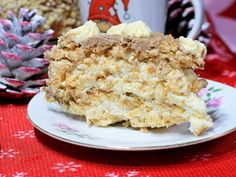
56, 32, 206, 69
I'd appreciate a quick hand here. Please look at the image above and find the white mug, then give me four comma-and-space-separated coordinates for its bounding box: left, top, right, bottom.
79, 0, 203, 39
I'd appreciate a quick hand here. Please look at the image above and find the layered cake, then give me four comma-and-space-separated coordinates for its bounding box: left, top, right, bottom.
45, 21, 213, 136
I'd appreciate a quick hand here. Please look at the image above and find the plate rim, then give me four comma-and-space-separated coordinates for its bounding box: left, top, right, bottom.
27, 80, 236, 151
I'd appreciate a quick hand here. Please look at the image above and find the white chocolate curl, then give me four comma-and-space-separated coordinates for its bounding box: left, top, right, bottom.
107, 20, 151, 38
66, 20, 100, 43
179, 36, 207, 58
107, 23, 127, 36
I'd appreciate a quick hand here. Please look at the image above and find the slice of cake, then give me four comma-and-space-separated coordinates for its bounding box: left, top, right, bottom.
44, 20, 213, 136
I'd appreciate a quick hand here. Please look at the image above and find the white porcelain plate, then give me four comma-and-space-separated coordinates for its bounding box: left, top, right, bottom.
27, 80, 236, 151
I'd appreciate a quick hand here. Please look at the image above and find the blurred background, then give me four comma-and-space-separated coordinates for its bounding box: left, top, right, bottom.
0, 0, 235, 52
205, 0, 236, 54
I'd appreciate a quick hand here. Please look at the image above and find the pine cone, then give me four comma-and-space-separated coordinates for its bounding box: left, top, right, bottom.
0, 8, 54, 98
166, 0, 211, 45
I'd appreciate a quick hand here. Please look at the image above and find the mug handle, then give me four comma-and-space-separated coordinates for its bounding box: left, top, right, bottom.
187, 0, 204, 39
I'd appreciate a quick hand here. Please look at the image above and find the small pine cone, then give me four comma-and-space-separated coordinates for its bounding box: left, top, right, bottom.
166, 0, 195, 37
166, 0, 212, 45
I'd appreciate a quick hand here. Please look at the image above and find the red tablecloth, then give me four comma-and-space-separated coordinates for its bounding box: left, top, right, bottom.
1, 1, 236, 176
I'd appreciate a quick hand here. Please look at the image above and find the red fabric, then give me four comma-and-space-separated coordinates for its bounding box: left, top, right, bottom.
1, 1, 236, 176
